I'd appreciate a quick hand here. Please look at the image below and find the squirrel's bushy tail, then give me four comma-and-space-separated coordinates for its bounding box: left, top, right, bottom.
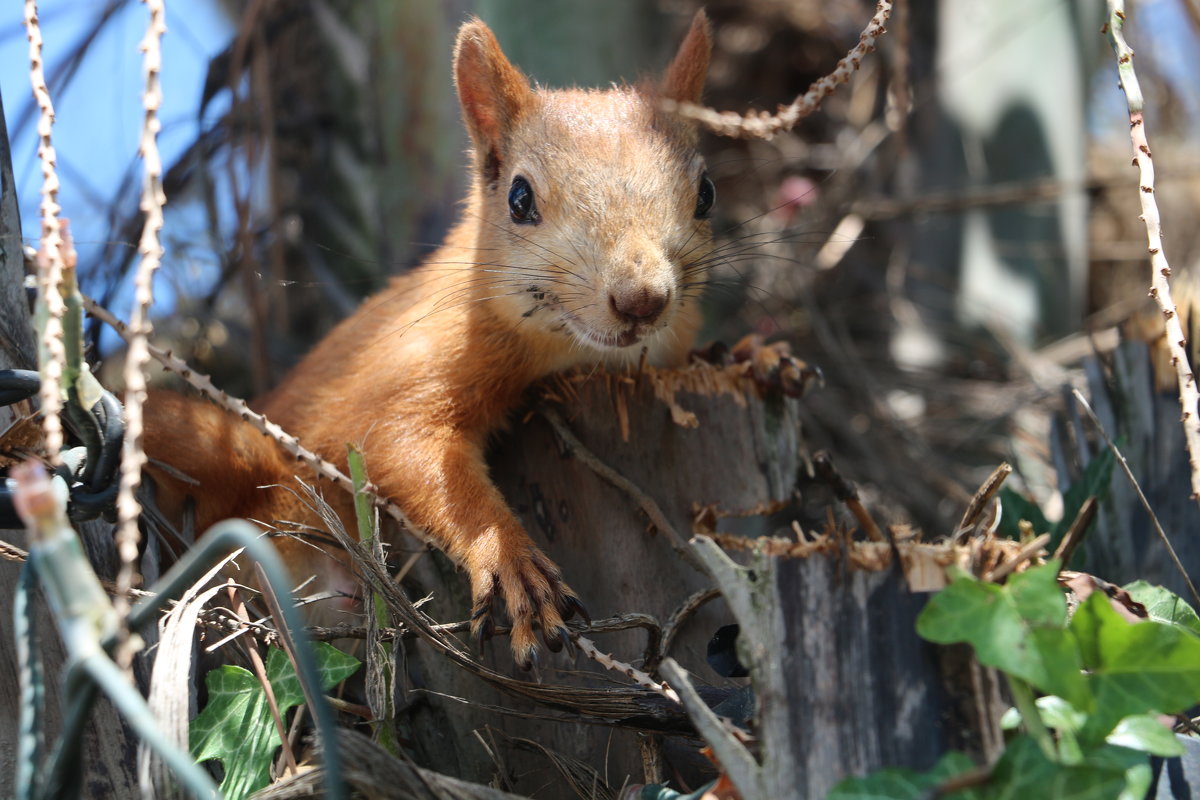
142, 389, 361, 619
143, 389, 293, 532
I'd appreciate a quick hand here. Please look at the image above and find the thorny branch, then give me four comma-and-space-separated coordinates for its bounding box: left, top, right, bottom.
113, 0, 168, 669
1105, 1, 1200, 504
664, 0, 893, 139
23, 0, 66, 464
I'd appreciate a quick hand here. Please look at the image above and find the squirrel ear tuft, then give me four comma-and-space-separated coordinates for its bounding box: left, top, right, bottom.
662, 9, 712, 104
453, 18, 533, 182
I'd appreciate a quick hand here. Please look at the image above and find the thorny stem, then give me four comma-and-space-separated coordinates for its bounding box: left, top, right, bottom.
664, 0, 893, 139
1106, 1, 1200, 503
23, 0, 67, 465
113, 0, 168, 671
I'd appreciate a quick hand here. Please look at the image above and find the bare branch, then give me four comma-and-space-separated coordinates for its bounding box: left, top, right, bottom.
1105, 0, 1200, 503
113, 0, 168, 668
664, 0, 893, 139
23, 0, 66, 463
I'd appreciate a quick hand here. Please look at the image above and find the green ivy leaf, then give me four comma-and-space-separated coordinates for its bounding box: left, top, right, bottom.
1106, 714, 1185, 757
1070, 593, 1200, 743
916, 563, 1089, 708
190, 643, 360, 800
827, 751, 978, 799
986, 736, 1148, 799
1123, 580, 1200, 638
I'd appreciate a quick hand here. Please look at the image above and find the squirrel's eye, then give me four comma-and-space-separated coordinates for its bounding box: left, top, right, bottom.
694, 172, 715, 219
508, 176, 539, 224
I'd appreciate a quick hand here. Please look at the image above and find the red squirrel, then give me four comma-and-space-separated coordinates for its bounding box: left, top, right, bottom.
143, 13, 715, 668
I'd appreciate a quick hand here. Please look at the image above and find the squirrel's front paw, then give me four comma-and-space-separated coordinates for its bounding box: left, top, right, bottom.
729, 333, 822, 398
465, 533, 588, 670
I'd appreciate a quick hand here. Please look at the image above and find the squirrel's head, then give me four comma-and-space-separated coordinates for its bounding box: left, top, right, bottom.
453, 12, 713, 363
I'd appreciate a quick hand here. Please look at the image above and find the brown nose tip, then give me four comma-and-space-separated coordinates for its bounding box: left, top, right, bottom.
609, 289, 667, 324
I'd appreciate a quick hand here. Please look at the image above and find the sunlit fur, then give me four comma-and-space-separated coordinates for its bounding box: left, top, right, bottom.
143, 12, 713, 666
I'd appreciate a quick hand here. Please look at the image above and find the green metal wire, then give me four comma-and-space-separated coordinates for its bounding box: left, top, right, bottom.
15, 563, 43, 800
122, 519, 347, 800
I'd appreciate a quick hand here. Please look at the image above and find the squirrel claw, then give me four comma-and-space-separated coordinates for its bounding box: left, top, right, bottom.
542, 624, 575, 655
562, 594, 590, 625
470, 611, 495, 652
729, 333, 821, 398
516, 646, 540, 674
467, 537, 582, 668
556, 625, 576, 657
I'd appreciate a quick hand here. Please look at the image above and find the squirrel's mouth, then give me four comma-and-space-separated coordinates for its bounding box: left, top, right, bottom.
561, 314, 648, 350
539, 291, 660, 351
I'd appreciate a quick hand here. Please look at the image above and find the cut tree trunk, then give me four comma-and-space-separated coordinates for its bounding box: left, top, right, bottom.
390, 366, 1009, 798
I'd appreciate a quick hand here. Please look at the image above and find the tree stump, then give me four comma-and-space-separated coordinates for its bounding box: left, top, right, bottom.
392, 366, 1008, 798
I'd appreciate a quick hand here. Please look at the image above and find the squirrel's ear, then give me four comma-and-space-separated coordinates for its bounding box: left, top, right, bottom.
454, 18, 533, 185
662, 9, 712, 104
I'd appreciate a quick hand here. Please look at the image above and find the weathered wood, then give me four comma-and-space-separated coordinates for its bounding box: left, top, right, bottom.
1056, 340, 1200, 599
391, 367, 801, 794
391, 367, 1005, 798
658, 534, 1005, 799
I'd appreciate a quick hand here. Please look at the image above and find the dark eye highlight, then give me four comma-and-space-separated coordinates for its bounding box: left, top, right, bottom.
694, 172, 715, 219
508, 176, 539, 224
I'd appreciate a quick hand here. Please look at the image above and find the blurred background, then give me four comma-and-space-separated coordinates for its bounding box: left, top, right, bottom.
4, 0, 1200, 557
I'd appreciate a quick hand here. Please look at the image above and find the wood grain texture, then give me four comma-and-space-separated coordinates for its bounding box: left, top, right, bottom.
392, 367, 1000, 796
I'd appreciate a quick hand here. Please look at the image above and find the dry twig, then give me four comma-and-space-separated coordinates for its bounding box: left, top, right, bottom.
1052, 496, 1097, 572
954, 463, 1012, 545
985, 534, 1050, 582
1105, 1, 1200, 503
664, 0, 893, 139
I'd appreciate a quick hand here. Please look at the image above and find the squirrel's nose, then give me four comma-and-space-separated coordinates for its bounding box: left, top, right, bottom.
609, 288, 667, 324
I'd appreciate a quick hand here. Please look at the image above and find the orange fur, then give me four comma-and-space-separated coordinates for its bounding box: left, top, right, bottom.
143, 12, 714, 666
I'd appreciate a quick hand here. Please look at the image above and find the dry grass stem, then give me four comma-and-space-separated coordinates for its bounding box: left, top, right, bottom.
1106, 1, 1200, 503
23, 0, 66, 464
227, 579, 299, 777
1052, 496, 1097, 571
664, 0, 893, 139
114, 0, 168, 667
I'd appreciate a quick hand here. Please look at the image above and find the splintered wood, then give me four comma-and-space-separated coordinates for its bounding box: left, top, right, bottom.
546, 361, 1046, 592
549, 360, 762, 440
695, 524, 1048, 592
